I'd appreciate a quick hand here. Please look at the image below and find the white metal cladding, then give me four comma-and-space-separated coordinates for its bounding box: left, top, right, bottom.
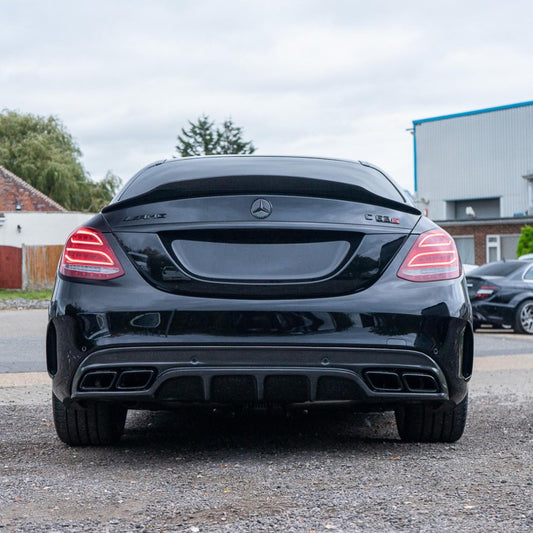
415, 103, 533, 220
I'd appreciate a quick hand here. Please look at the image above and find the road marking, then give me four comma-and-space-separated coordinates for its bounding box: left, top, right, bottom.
474, 353, 533, 371
0, 372, 49, 387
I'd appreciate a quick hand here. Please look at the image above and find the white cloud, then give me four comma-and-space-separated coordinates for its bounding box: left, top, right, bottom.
1, 0, 533, 190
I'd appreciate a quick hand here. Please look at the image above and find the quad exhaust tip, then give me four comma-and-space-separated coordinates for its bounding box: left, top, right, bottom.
79, 371, 117, 391
79, 369, 155, 392
365, 371, 403, 392
402, 372, 439, 393
116, 370, 155, 390
364, 370, 439, 393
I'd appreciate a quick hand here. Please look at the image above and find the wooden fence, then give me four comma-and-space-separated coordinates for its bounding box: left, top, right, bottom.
0, 246, 22, 289
22, 245, 64, 290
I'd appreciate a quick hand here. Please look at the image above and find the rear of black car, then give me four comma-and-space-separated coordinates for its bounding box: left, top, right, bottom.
48, 156, 472, 445
467, 260, 533, 332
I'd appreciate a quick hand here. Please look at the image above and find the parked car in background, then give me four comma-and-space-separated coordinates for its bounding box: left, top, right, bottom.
467, 260, 533, 333
518, 253, 533, 261
48, 155, 472, 446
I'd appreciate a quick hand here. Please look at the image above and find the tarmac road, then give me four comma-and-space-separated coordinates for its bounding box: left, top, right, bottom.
0, 309, 48, 372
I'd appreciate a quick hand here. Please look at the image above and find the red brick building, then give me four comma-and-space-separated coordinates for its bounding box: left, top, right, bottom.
0, 166, 66, 213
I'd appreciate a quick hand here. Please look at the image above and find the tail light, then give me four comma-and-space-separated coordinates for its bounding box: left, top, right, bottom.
397, 229, 460, 282
59, 227, 124, 280
475, 285, 499, 298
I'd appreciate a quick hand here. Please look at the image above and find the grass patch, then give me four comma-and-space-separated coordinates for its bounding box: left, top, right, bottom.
0, 289, 52, 300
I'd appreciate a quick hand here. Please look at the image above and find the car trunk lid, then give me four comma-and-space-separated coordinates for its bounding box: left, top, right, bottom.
103, 176, 420, 298
466, 276, 502, 301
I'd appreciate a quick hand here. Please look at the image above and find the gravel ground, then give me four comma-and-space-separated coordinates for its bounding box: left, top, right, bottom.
0, 376, 531, 532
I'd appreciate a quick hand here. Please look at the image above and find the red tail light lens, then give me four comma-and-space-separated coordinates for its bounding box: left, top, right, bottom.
60, 227, 124, 280
475, 285, 498, 298
397, 229, 461, 282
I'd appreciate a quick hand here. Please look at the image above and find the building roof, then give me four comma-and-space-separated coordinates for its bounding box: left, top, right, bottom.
0, 166, 66, 212
438, 216, 533, 227
413, 99, 533, 126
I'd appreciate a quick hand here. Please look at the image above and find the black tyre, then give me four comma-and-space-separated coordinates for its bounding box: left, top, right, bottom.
514, 299, 533, 334
395, 394, 468, 443
52, 393, 127, 446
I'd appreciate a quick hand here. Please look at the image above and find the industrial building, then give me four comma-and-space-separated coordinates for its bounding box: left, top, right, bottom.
412, 100, 533, 265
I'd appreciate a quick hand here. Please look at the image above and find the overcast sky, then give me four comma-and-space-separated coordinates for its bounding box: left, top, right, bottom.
2, 0, 533, 192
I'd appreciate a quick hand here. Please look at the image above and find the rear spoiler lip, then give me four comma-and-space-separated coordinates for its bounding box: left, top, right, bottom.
102, 175, 421, 216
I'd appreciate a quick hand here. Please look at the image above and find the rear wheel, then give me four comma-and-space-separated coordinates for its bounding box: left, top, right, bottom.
52, 393, 127, 446
514, 299, 533, 334
395, 395, 468, 442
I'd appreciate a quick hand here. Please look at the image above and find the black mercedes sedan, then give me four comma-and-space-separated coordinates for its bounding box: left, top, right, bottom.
47, 155, 472, 445
467, 260, 533, 333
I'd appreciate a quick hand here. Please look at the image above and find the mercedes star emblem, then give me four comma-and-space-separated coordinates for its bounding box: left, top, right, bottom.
251, 198, 272, 219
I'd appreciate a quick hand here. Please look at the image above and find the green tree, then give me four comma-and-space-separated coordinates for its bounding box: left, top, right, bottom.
517, 225, 533, 257
175, 114, 256, 157
0, 110, 120, 211
82, 171, 122, 212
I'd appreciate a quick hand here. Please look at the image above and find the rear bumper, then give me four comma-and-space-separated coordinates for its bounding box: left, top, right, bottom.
50, 338, 469, 409
48, 273, 472, 409
472, 301, 515, 326
71, 345, 450, 407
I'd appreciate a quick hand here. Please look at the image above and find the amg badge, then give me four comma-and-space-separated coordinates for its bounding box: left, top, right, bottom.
365, 213, 400, 224
123, 213, 167, 222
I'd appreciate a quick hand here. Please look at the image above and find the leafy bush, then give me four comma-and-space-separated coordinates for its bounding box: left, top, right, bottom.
516, 225, 533, 257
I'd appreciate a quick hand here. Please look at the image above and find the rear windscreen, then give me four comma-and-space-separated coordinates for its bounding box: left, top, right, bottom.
469, 262, 523, 277
114, 156, 407, 204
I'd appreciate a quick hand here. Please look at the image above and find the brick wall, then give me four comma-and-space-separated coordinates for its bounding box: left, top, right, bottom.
442, 221, 529, 265
0, 167, 66, 212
